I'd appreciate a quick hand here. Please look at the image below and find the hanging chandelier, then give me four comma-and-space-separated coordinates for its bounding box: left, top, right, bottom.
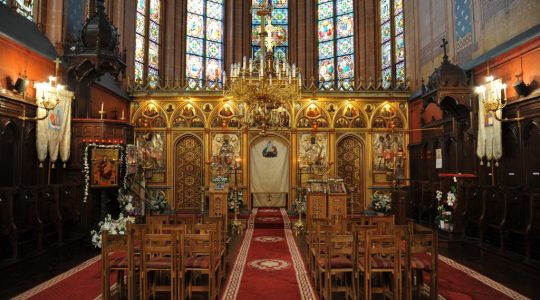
222, 0, 301, 135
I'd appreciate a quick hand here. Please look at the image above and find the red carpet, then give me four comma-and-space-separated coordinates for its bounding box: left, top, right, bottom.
432, 254, 529, 300
221, 208, 317, 300
11, 255, 118, 300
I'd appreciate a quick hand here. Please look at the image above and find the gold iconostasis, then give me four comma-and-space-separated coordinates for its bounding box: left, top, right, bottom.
130, 94, 409, 212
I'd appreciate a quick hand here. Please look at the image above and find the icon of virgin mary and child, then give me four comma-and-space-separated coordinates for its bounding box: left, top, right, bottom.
262, 140, 278, 158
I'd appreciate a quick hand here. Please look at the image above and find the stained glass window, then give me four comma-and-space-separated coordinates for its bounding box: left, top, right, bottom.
134, 0, 161, 84
251, 0, 289, 61
186, 0, 224, 88
380, 0, 405, 88
317, 0, 354, 89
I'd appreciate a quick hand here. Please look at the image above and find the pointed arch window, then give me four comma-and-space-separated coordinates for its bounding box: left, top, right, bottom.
379, 0, 405, 88
251, 0, 289, 61
317, 0, 355, 89
135, 0, 162, 83
185, 0, 224, 88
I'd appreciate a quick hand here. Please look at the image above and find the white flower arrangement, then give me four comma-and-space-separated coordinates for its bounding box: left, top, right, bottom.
118, 189, 141, 218
90, 213, 135, 248
371, 191, 392, 214
436, 180, 458, 225
82, 143, 128, 202
227, 189, 243, 210
147, 192, 169, 213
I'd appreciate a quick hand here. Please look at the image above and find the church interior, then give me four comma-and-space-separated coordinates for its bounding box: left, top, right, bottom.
1, 0, 540, 299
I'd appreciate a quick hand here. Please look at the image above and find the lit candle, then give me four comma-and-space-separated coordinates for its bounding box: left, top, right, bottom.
121, 109, 124, 120
298, 73, 302, 87
292, 64, 296, 77
101, 102, 104, 112
223, 71, 227, 85
502, 83, 507, 100
249, 58, 253, 73
243, 56, 247, 70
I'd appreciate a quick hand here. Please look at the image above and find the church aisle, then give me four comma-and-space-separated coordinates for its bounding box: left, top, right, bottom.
221, 208, 317, 300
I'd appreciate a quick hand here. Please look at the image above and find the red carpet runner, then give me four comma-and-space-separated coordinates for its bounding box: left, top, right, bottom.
430, 254, 529, 300
221, 208, 317, 300
11, 255, 115, 300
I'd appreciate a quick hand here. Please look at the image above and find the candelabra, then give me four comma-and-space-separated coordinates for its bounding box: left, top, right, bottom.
293, 186, 306, 236
222, 0, 301, 136
475, 76, 507, 122
231, 158, 243, 234
18, 58, 68, 121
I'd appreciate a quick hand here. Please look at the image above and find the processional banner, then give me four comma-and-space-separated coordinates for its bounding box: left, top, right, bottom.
476, 80, 502, 166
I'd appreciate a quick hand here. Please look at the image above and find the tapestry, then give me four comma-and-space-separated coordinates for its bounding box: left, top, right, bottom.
251, 138, 288, 207
36, 86, 73, 167
476, 80, 503, 165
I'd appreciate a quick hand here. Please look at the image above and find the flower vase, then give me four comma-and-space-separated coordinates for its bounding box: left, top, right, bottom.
444, 222, 450, 230
439, 220, 445, 229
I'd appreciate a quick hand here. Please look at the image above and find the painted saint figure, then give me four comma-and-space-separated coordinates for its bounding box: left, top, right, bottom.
262, 140, 278, 157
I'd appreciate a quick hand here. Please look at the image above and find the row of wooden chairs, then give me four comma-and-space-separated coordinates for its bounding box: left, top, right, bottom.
101, 214, 228, 300
307, 215, 438, 300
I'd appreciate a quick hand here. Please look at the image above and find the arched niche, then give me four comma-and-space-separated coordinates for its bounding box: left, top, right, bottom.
370, 103, 406, 129
133, 102, 167, 128
171, 103, 205, 128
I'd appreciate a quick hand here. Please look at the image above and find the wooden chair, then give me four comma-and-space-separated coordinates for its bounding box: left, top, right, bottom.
140, 233, 177, 300
205, 216, 229, 285
357, 231, 401, 300
406, 222, 438, 300
101, 229, 135, 300
307, 218, 331, 280
367, 215, 395, 234
320, 231, 356, 300
182, 233, 220, 300
314, 223, 341, 292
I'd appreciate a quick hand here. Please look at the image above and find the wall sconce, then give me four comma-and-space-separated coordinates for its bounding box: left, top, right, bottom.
475, 75, 507, 119
19, 76, 63, 121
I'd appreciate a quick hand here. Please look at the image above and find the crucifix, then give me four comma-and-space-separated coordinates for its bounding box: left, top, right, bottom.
53, 57, 62, 79
440, 38, 449, 61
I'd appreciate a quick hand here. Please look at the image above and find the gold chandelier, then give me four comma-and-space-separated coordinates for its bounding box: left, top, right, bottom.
222, 0, 301, 135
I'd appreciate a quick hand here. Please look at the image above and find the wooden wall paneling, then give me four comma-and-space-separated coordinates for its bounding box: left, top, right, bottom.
524, 120, 540, 188
0, 118, 18, 187
0, 187, 17, 261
